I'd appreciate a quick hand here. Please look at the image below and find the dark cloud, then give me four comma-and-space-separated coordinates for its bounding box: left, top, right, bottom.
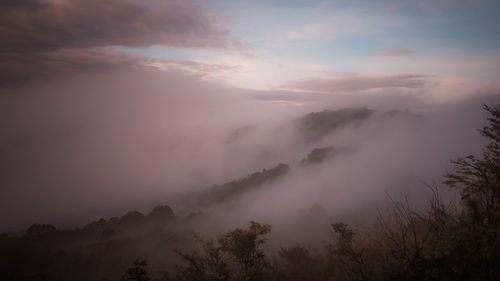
0, 48, 147, 86
0, 0, 235, 52
0, 0, 238, 85
285, 74, 429, 93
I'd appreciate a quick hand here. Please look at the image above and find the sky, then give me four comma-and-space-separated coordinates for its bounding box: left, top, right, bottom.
1, 0, 500, 100
121, 0, 500, 97
1, 0, 500, 232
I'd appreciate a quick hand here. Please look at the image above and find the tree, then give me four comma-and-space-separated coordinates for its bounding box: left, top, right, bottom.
325, 223, 369, 281
444, 104, 500, 280
445, 104, 500, 228
25, 223, 56, 236
218, 221, 271, 281
174, 237, 230, 281
173, 222, 271, 281
121, 259, 151, 281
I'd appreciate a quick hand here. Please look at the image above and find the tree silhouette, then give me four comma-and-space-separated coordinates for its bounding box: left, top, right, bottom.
444, 104, 500, 280
173, 221, 271, 281
121, 259, 151, 281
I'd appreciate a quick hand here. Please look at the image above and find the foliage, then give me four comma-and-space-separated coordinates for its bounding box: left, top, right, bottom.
300, 108, 373, 141
445, 105, 500, 226
200, 164, 289, 206
443, 104, 500, 280
26, 224, 56, 236
173, 237, 230, 281
121, 260, 151, 281
172, 222, 271, 281
272, 245, 327, 281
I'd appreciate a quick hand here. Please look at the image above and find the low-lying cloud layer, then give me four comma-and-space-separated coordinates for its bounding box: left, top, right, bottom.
1, 0, 499, 241
0, 68, 496, 233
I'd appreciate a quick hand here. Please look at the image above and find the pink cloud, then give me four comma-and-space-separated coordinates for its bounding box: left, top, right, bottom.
375, 48, 415, 56
148, 58, 241, 77
285, 74, 429, 93
383, 2, 410, 13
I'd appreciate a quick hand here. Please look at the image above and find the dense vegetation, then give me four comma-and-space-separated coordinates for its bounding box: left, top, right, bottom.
1, 104, 499, 281
300, 108, 374, 141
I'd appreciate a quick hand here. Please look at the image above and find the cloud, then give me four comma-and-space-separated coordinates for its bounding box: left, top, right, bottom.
0, 48, 147, 86
419, 0, 479, 8
375, 48, 414, 56
146, 58, 241, 78
283, 74, 429, 93
383, 0, 482, 13
383, 2, 410, 13
0, 68, 308, 230
0, 0, 235, 52
0, 66, 497, 231
0, 0, 239, 85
